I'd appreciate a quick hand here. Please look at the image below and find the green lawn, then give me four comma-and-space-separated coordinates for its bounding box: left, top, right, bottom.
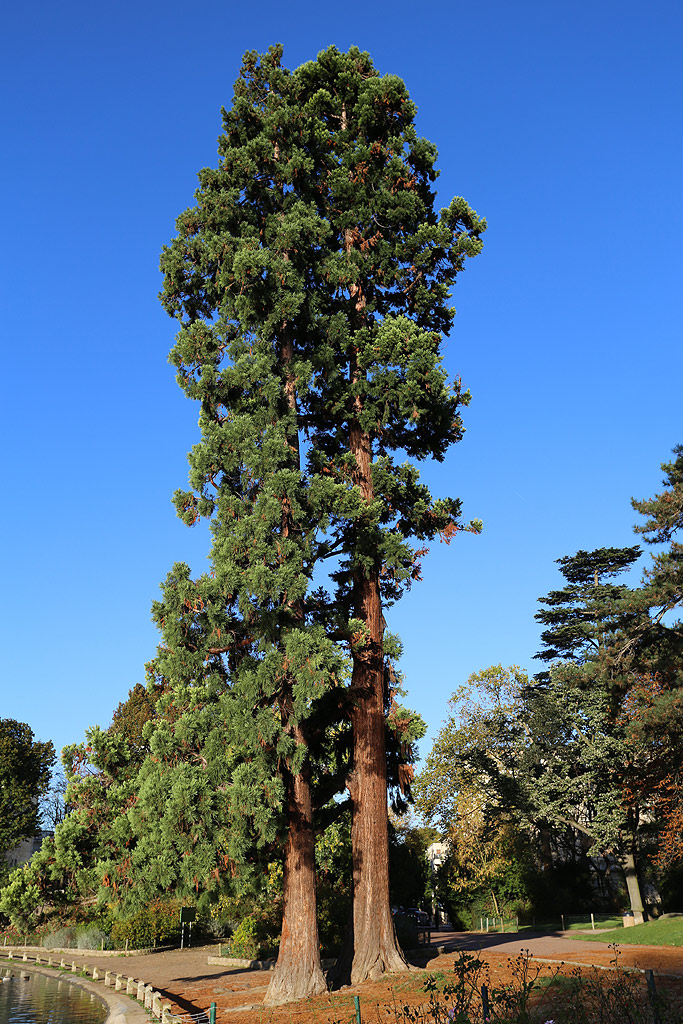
564, 916, 624, 931
570, 916, 683, 946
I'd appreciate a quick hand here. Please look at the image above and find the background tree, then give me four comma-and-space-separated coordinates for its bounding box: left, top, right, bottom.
40, 769, 70, 833
388, 814, 437, 912
629, 445, 683, 883
0, 719, 54, 874
530, 546, 652, 913
109, 683, 163, 767
414, 667, 541, 923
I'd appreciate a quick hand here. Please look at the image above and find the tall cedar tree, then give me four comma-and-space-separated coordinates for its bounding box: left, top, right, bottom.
533, 547, 649, 913
159, 45, 484, 993
630, 446, 683, 868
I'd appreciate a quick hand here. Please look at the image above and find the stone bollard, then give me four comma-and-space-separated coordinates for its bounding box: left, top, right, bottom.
126, 978, 136, 995
23, 953, 28, 961
152, 992, 163, 1018
60, 959, 66, 970
115, 974, 124, 991
35, 956, 41, 965
71, 962, 78, 974
144, 984, 154, 1009
47, 958, 53, 968
92, 968, 100, 981
161, 1002, 173, 1023
137, 980, 146, 1002
104, 971, 112, 987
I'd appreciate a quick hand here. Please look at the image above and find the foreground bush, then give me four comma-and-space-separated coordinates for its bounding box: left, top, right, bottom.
385, 947, 680, 1024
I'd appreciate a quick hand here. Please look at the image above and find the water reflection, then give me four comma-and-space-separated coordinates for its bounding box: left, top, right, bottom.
0, 967, 107, 1024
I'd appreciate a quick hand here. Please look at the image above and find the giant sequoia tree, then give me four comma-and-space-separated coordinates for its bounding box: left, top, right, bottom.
158, 44, 483, 997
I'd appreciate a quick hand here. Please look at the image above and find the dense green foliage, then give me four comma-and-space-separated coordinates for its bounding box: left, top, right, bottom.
0, 720, 54, 869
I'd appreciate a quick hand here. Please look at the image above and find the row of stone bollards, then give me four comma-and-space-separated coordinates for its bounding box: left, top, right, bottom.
0, 947, 190, 1024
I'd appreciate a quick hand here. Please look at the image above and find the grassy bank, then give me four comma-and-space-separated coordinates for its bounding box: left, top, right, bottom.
571, 916, 683, 946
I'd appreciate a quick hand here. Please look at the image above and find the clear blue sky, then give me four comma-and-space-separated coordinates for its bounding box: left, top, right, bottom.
2, 0, 681, 765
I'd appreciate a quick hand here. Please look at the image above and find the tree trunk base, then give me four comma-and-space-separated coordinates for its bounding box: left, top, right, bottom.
330, 924, 410, 988
350, 943, 410, 985
264, 960, 327, 1006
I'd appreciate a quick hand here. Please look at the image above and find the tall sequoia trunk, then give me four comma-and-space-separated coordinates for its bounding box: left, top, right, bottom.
265, 327, 327, 1004
265, 724, 327, 1004
332, 411, 408, 986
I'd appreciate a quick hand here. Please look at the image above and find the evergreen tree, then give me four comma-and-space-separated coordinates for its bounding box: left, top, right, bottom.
534, 547, 642, 668
630, 446, 683, 870
158, 43, 484, 994
532, 548, 648, 911
0, 719, 54, 869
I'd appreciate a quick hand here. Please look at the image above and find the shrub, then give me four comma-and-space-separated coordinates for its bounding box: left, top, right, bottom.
109, 899, 180, 949
227, 915, 260, 959
43, 926, 78, 949
225, 911, 279, 960
75, 926, 109, 950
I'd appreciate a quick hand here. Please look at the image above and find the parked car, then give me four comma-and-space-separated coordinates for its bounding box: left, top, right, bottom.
406, 908, 430, 927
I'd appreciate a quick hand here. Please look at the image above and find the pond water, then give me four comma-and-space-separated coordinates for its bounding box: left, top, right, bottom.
0, 967, 108, 1024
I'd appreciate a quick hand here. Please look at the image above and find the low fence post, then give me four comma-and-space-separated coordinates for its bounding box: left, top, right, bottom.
210, 1002, 217, 1024
591, 913, 595, 931
354, 994, 362, 1024
645, 969, 661, 1024
481, 983, 490, 1021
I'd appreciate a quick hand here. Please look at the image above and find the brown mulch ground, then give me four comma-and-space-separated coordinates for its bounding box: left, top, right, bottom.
51, 931, 683, 1023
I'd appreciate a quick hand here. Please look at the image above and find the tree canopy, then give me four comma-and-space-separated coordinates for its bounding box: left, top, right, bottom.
0, 719, 54, 869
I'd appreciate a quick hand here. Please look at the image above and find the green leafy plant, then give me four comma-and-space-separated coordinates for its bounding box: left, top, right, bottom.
225, 911, 279, 960
109, 899, 180, 949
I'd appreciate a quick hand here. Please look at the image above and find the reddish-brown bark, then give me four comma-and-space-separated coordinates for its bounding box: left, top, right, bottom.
332, 409, 408, 985
264, 329, 328, 1005
265, 726, 327, 1004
